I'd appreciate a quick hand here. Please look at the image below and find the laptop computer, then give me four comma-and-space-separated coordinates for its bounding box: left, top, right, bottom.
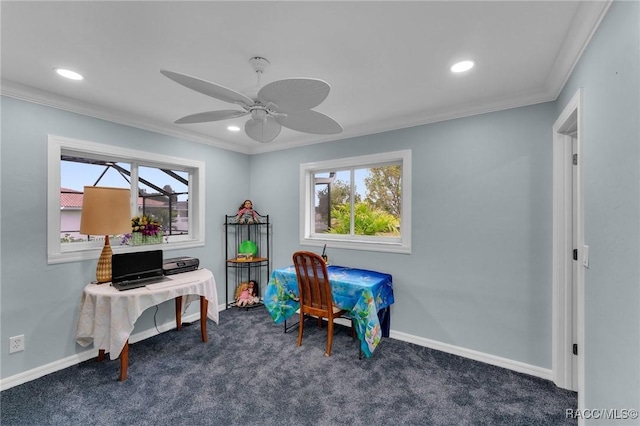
112, 249, 171, 291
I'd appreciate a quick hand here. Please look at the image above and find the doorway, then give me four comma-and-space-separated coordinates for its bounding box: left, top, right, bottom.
552, 89, 584, 402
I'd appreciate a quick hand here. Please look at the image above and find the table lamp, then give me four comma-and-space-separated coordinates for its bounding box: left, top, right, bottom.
80, 186, 131, 283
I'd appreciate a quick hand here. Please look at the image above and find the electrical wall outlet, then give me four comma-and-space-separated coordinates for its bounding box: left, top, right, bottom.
9, 335, 24, 354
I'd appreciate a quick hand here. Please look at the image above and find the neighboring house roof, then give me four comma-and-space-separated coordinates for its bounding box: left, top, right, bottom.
60, 188, 83, 208
60, 188, 167, 209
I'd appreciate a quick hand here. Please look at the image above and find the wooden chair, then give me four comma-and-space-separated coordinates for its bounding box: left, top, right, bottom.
292, 250, 353, 356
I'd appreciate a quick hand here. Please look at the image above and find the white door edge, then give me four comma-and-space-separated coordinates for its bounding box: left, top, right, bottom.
552, 88, 585, 408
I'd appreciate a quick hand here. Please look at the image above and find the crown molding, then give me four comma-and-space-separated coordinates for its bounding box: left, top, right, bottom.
545, 0, 612, 99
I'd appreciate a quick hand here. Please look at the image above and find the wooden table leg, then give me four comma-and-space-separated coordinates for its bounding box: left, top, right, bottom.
175, 296, 183, 331
200, 296, 208, 342
97, 349, 105, 362
119, 340, 129, 381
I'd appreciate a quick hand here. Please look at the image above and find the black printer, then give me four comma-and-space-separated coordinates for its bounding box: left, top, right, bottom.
162, 256, 199, 275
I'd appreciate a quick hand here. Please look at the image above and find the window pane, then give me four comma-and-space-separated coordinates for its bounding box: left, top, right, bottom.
60, 156, 130, 243
358, 165, 401, 237
138, 166, 189, 236
329, 170, 351, 235
314, 172, 332, 233
314, 170, 352, 234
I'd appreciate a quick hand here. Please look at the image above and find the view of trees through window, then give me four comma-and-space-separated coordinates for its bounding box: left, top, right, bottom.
314, 164, 401, 237
60, 156, 189, 243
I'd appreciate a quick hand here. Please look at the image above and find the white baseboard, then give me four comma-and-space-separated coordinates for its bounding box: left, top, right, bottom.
1, 308, 551, 391
0, 311, 204, 391
389, 330, 553, 381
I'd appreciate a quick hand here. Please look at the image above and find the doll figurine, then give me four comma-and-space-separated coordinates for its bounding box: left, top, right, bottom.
247, 280, 260, 305
235, 199, 260, 224
236, 282, 251, 307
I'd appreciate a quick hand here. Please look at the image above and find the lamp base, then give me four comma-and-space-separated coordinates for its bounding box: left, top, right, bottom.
96, 235, 113, 283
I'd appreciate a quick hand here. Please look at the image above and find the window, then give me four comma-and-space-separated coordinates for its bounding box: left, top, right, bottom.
300, 150, 411, 253
48, 135, 205, 264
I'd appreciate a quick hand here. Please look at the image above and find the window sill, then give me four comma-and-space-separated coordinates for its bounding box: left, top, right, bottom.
301, 237, 411, 254
47, 239, 205, 265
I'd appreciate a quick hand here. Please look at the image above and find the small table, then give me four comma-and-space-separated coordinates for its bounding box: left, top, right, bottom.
76, 268, 219, 380
264, 265, 394, 358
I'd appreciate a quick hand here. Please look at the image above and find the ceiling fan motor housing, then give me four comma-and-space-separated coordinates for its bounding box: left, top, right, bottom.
251, 108, 268, 122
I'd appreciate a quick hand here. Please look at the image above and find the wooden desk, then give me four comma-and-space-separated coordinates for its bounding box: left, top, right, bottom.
264, 265, 394, 358
76, 269, 218, 380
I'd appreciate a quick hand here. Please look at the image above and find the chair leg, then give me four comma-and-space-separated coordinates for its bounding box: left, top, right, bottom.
296, 312, 305, 347
325, 320, 335, 357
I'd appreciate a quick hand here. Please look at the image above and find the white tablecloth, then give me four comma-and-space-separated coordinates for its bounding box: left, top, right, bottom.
76, 268, 218, 358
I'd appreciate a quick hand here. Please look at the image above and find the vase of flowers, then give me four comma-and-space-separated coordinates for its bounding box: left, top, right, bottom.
127, 215, 163, 245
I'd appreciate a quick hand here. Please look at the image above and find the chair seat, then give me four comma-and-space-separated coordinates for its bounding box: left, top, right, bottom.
299, 305, 344, 315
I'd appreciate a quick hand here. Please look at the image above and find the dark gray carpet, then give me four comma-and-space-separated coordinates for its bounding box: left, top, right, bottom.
1, 306, 576, 425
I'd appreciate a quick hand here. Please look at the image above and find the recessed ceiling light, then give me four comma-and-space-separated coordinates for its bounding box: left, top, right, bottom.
451, 60, 475, 73
227, 126, 241, 132
54, 68, 84, 80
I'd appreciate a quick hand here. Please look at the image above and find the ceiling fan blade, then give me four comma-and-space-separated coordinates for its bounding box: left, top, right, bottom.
161, 70, 254, 107
245, 116, 282, 143
276, 110, 343, 135
175, 110, 248, 124
257, 78, 330, 113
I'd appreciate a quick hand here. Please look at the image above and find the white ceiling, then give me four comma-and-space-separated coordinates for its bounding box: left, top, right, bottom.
1, 1, 610, 154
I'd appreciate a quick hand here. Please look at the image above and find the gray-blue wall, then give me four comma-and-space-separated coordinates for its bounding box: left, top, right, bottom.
556, 0, 639, 420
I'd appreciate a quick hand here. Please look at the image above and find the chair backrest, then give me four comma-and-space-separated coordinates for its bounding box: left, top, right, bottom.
292, 251, 335, 320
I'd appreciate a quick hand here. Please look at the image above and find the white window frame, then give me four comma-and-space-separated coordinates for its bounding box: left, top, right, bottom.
300, 150, 411, 254
47, 135, 205, 264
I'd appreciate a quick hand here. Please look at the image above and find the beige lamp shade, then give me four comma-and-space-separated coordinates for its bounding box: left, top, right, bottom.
80, 186, 132, 236
80, 186, 131, 283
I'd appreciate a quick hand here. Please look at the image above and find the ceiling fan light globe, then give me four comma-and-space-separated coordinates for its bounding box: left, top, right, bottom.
245, 116, 281, 143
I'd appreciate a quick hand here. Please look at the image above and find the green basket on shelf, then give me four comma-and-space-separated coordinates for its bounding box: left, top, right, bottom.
130, 232, 163, 246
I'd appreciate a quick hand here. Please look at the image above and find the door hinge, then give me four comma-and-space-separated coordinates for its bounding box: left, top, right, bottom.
573, 153, 578, 165
573, 249, 578, 261
573, 343, 578, 356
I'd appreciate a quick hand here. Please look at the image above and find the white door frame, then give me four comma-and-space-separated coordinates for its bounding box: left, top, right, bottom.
552, 88, 585, 405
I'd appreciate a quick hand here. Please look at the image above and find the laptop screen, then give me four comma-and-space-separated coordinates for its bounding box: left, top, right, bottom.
112, 250, 164, 283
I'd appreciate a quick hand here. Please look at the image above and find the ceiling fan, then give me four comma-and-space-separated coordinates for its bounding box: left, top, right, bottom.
161, 57, 342, 143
